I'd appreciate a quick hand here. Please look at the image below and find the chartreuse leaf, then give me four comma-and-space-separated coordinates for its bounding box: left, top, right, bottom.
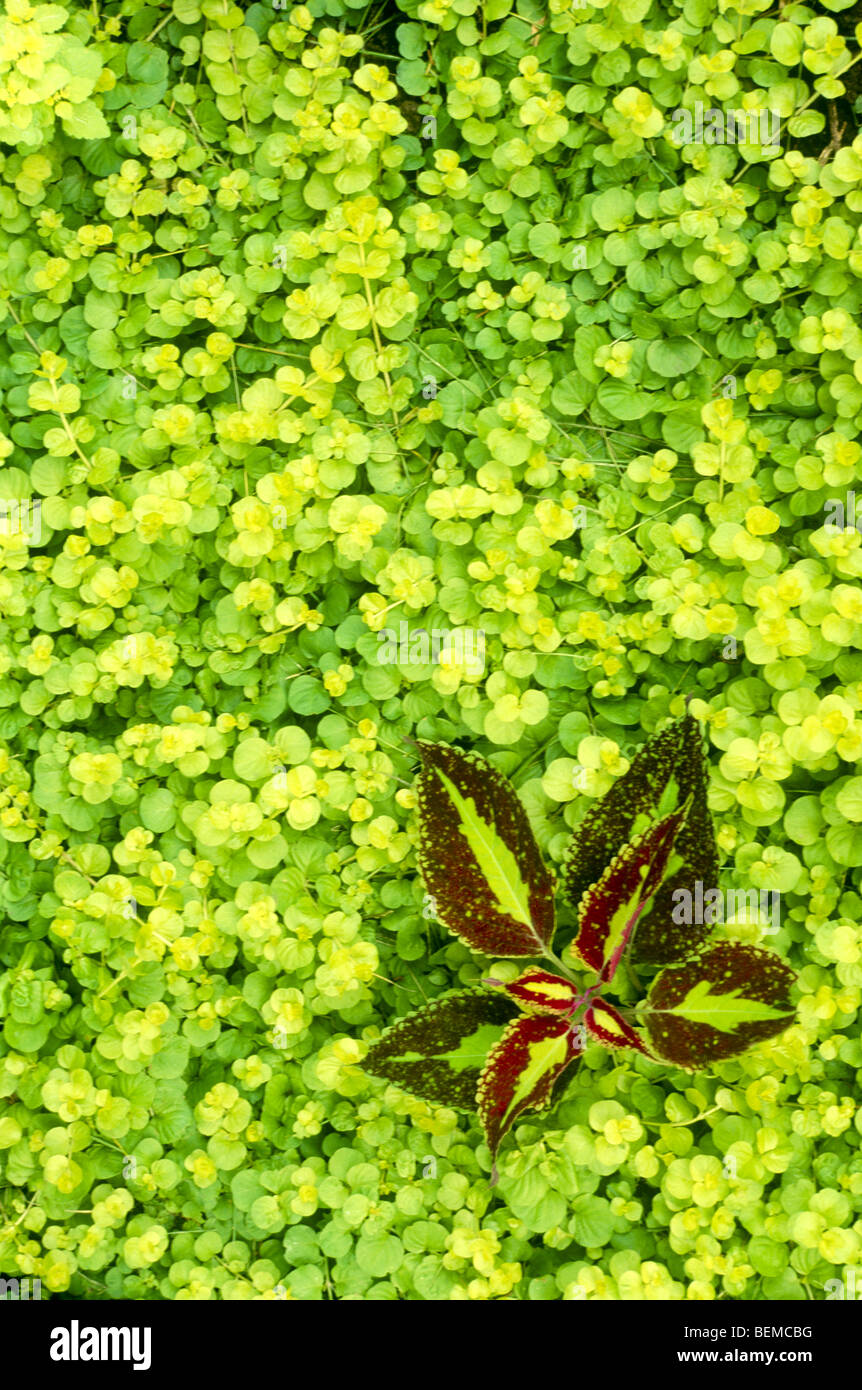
585, 999, 652, 1057
59, 101, 111, 141
570, 809, 687, 979
478, 1014, 582, 1161
416, 742, 556, 956
563, 714, 719, 966
643, 944, 796, 1068
363, 990, 518, 1109
489, 967, 578, 1015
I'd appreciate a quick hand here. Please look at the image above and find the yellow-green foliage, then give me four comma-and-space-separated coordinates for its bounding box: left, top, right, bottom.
0, 0, 861, 1302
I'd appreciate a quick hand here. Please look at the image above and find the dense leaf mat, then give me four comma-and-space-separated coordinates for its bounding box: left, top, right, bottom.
0, 0, 861, 1301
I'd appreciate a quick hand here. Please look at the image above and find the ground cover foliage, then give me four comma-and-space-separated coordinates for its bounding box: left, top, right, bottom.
1, 0, 862, 1302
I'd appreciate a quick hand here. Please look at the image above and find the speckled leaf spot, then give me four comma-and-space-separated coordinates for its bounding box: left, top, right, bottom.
585, 998, 653, 1057
563, 715, 719, 967
477, 1013, 583, 1161
492, 967, 578, 1015
569, 808, 687, 980
643, 943, 796, 1068
363, 990, 519, 1110
416, 741, 556, 957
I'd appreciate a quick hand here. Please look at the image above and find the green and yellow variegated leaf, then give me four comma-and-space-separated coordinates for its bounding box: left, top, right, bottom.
363, 990, 519, 1110
477, 1014, 582, 1161
569, 809, 686, 980
643, 944, 796, 1068
563, 714, 719, 966
662, 981, 786, 1031
416, 741, 556, 957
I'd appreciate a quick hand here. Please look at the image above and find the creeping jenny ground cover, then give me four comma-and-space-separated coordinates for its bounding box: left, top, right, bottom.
1, 0, 862, 1303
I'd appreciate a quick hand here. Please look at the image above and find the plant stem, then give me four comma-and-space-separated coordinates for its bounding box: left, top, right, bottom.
143, 12, 172, 43
540, 944, 579, 984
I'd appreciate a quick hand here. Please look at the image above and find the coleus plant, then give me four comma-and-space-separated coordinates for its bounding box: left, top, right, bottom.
364, 716, 796, 1173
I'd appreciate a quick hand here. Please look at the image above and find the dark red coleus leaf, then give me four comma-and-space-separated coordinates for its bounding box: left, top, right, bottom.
488, 967, 578, 1015
416, 741, 556, 957
569, 809, 687, 981
642, 943, 796, 1068
363, 733, 798, 1172
477, 1013, 583, 1161
363, 990, 519, 1109
563, 714, 719, 966
585, 998, 653, 1056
